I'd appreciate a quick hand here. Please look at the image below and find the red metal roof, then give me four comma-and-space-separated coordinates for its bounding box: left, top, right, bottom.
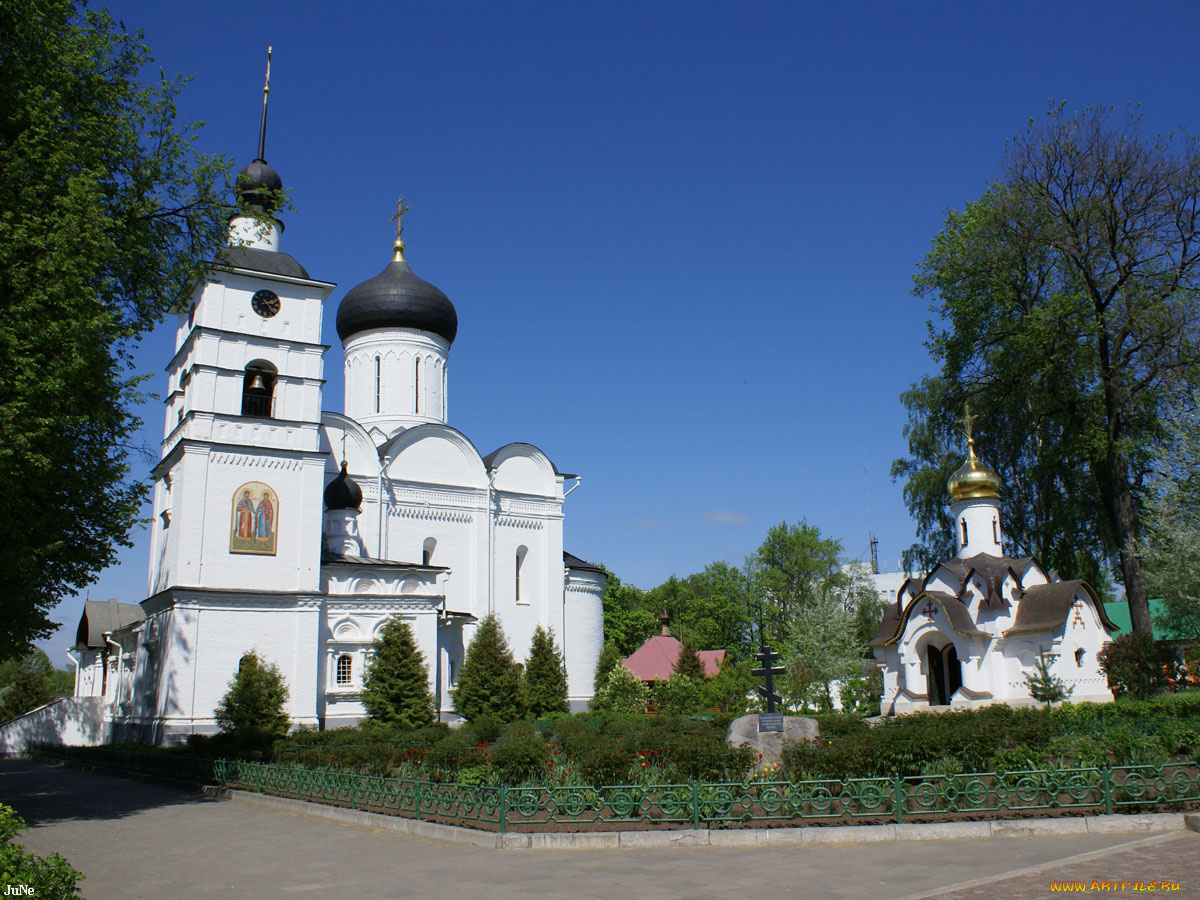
622, 634, 725, 681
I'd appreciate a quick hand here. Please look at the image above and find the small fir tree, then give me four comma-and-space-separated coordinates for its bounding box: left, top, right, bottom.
215, 651, 290, 741
654, 673, 703, 715
673, 639, 706, 680
523, 626, 569, 718
362, 615, 436, 728
454, 614, 524, 723
591, 664, 649, 714
1023, 647, 1074, 708
594, 641, 623, 687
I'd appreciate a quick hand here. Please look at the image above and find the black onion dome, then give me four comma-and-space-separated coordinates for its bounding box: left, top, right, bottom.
336, 255, 458, 344
324, 462, 363, 511
237, 158, 283, 212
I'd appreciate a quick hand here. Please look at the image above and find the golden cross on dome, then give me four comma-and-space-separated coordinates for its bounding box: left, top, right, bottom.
390, 196, 410, 260
961, 403, 978, 443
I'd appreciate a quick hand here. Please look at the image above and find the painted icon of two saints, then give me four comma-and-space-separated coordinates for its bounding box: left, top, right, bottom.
230, 481, 278, 555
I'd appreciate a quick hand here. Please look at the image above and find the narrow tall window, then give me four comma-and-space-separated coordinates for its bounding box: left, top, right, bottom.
1075, 648, 1085, 667
422, 537, 436, 567
336, 654, 352, 686
960, 518, 968, 546
374, 356, 381, 413
992, 518, 999, 544
414, 356, 420, 414
515, 546, 528, 604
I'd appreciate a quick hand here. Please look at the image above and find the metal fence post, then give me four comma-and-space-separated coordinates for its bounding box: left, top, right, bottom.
1101, 766, 1113, 816
894, 774, 904, 824
691, 781, 701, 830
499, 785, 507, 836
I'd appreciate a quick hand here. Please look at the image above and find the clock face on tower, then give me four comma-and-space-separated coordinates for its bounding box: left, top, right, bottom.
251, 289, 281, 318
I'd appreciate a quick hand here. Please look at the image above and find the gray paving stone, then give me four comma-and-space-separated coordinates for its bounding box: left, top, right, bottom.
3, 759, 1198, 900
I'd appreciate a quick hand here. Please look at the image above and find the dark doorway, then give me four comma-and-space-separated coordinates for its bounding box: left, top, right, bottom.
926, 642, 962, 706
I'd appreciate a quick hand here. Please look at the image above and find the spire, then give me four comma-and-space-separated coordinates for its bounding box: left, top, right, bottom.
660, 608, 671, 637
256, 46, 272, 163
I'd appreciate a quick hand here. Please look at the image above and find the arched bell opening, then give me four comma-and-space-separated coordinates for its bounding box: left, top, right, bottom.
241, 360, 277, 418
925, 640, 962, 707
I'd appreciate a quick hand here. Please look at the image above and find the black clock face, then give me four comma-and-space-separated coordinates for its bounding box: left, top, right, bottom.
252, 289, 281, 318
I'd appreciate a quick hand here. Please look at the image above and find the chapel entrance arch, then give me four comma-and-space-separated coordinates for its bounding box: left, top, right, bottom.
925, 641, 962, 706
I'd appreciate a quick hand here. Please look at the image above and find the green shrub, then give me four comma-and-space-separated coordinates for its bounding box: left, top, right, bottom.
466, 715, 502, 745
1098, 633, 1180, 699
654, 674, 703, 716
491, 721, 550, 785
0, 804, 83, 898
425, 731, 489, 782
591, 665, 649, 714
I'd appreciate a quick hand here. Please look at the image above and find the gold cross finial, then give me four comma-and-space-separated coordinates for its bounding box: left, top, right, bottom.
341, 430, 347, 467
961, 403, 979, 459
962, 403, 977, 441
390, 196, 409, 260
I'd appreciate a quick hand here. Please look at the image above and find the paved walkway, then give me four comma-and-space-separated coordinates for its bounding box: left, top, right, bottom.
2, 759, 1198, 900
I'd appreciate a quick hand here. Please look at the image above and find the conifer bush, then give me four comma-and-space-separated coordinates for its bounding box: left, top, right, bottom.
673, 639, 706, 680
523, 625, 569, 718
453, 614, 524, 723
362, 615, 436, 728
214, 651, 289, 747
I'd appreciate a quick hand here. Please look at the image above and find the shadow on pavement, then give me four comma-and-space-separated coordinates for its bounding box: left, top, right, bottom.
0, 757, 221, 825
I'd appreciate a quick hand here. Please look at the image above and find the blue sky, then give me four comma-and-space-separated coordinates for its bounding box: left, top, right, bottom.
38, 0, 1200, 658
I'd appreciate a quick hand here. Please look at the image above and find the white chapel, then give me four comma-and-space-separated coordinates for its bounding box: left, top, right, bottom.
74, 131, 605, 744
870, 420, 1117, 715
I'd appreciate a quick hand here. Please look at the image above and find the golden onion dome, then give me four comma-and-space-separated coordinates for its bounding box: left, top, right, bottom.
948, 435, 1001, 501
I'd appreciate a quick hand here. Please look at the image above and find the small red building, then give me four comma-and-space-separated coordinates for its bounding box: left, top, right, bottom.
622, 611, 726, 681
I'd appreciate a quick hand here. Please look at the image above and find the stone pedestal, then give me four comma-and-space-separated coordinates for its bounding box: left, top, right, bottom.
726, 713, 819, 770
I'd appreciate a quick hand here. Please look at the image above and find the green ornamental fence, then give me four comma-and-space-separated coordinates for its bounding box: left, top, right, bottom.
31, 745, 1200, 833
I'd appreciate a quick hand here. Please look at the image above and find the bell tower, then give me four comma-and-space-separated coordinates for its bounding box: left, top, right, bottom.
146, 54, 336, 596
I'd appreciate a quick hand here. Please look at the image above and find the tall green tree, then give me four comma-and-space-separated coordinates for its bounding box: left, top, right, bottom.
453, 614, 523, 723
0, 0, 233, 655
747, 520, 847, 640
903, 104, 1200, 635
600, 566, 658, 656
361, 615, 436, 728
523, 625, 569, 718
214, 652, 289, 742
1143, 396, 1200, 641
0, 649, 74, 721
892, 376, 1113, 586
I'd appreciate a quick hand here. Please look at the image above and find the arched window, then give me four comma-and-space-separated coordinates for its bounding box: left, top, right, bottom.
336, 654, 352, 686
414, 356, 421, 414
422, 537, 437, 566
1075, 648, 1085, 667
374, 356, 381, 413
241, 361, 277, 418
992, 518, 999, 544
960, 518, 969, 546
515, 545, 528, 604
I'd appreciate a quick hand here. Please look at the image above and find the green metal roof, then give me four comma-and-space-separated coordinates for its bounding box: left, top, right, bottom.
1103, 599, 1187, 640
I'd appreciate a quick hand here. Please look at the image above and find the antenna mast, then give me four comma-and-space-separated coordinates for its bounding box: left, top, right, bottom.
865, 457, 879, 574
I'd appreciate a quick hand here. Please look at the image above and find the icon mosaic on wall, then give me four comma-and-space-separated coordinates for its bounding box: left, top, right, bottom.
231, 482, 278, 555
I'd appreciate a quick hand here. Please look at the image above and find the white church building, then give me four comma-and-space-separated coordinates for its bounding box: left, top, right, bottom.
870, 422, 1117, 715
74, 136, 605, 744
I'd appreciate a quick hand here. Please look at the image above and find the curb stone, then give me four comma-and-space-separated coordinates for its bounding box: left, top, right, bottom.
224, 789, 1189, 849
